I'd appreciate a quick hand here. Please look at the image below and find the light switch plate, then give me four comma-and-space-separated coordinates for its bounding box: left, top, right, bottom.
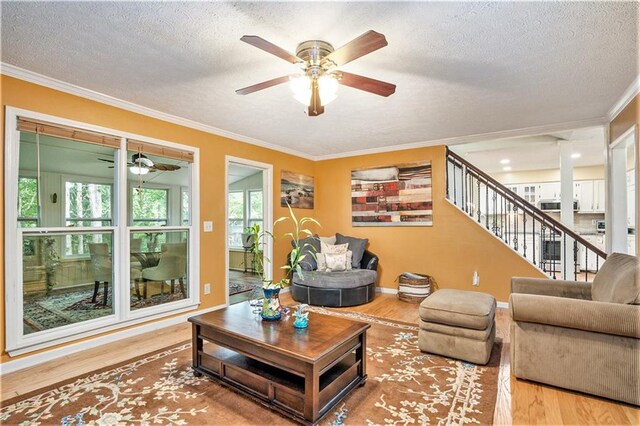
204, 283, 211, 294
203, 221, 213, 232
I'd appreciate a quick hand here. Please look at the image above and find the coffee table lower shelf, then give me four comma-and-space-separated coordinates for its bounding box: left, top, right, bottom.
193, 343, 366, 425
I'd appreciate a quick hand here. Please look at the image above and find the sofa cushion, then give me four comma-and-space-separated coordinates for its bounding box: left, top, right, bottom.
419, 289, 496, 330
319, 235, 337, 245
291, 234, 320, 271
335, 233, 368, 269
592, 252, 640, 305
292, 269, 377, 289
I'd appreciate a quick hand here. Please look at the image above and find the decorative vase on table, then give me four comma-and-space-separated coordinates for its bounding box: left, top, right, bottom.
261, 287, 282, 320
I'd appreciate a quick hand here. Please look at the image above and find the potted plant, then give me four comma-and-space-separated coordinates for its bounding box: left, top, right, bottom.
42, 237, 60, 295
245, 204, 319, 320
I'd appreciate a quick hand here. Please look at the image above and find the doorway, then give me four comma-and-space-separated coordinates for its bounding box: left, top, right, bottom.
609, 125, 637, 255
225, 157, 273, 305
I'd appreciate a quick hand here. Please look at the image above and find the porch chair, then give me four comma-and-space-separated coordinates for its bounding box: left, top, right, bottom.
141, 242, 187, 299
88, 243, 112, 306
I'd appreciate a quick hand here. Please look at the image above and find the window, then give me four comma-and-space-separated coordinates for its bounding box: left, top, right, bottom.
64, 181, 113, 256
248, 190, 263, 230
228, 191, 245, 247
131, 187, 168, 226
6, 110, 198, 355
181, 188, 190, 226
18, 177, 38, 228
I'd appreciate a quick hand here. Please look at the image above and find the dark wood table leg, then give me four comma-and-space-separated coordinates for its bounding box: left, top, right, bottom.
303, 363, 320, 424
357, 331, 368, 386
192, 323, 203, 377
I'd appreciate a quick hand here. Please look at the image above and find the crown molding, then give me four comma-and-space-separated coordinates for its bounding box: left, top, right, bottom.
0, 62, 315, 161
314, 117, 608, 161
607, 74, 640, 121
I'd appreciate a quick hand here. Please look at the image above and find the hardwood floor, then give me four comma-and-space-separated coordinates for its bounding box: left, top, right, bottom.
2, 293, 639, 425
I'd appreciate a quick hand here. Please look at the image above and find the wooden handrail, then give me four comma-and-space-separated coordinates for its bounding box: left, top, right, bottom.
446, 147, 607, 259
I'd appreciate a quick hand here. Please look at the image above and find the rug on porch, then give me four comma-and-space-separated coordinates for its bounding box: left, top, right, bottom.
1, 308, 501, 426
228, 270, 260, 296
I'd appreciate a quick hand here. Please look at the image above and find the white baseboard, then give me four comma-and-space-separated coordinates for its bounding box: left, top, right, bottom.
0, 303, 226, 376
497, 301, 509, 309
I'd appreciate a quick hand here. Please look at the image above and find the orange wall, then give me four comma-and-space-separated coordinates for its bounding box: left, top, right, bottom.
0, 75, 316, 363
609, 94, 639, 253
314, 145, 545, 303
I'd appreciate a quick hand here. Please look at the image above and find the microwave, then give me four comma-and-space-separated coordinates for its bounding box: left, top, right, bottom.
538, 199, 579, 212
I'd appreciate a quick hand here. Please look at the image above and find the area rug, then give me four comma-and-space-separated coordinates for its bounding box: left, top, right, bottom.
23, 290, 185, 334
1, 309, 500, 426
228, 270, 260, 296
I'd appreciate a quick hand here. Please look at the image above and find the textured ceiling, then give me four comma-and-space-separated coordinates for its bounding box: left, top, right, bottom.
2, 2, 638, 157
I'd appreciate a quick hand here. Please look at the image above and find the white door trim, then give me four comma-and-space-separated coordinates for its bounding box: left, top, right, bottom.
608, 124, 638, 254
224, 156, 273, 306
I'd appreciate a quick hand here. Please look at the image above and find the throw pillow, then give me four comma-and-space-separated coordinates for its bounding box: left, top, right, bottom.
335, 233, 368, 269
316, 250, 353, 272
320, 240, 348, 254
325, 252, 349, 271
319, 235, 337, 245
291, 234, 321, 271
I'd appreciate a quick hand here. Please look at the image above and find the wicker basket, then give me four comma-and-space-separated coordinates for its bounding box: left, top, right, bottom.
397, 273, 437, 303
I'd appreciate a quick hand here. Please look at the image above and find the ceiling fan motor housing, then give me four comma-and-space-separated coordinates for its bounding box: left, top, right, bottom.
296, 40, 335, 74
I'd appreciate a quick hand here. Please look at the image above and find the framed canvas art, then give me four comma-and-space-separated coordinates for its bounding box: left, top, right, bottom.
351, 161, 432, 226
281, 170, 314, 209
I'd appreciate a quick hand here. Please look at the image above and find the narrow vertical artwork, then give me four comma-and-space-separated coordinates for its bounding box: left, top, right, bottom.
280, 170, 314, 209
351, 161, 432, 226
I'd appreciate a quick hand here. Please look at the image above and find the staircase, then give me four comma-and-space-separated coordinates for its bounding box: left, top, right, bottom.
446, 147, 607, 281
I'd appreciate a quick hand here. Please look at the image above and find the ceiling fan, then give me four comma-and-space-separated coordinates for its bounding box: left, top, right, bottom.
98, 153, 181, 175
236, 30, 396, 116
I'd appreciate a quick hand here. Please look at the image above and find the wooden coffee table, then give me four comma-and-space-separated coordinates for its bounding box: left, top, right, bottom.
188, 303, 370, 425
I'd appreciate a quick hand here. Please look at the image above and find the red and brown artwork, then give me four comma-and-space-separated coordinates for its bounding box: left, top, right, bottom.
351, 161, 432, 226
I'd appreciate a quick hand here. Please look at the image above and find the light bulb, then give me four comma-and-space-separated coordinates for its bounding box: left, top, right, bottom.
290, 75, 311, 105
318, 75, 338, 105
130, 166, 149, 175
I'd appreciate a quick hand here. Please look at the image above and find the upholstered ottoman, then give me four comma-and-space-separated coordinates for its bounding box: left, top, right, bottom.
418, 289, 496, 365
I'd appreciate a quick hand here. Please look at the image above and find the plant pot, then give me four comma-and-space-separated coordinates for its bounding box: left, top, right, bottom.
261, 287, 282, 321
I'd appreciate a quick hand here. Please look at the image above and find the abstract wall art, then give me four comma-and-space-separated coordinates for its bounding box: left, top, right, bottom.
351, 161, 432, 226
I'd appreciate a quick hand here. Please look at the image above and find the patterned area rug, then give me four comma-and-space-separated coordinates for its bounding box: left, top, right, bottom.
228, 270, 260, 296
23, 289, 185, 335
1, 308, 500, 425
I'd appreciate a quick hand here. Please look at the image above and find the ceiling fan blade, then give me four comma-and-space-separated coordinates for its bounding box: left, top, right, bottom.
322, 30, 388, 68
337, 71, 396, 97
236, 75, 292, 95
152, 163, 181, 171
240, 35, 302, 64
98, 158, 115, 163
308, 79, 324, 116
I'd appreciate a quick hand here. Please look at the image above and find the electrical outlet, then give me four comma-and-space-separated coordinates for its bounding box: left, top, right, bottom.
472, 271, 480, 287
204, 283, 211, 294
203, 221, 213, 232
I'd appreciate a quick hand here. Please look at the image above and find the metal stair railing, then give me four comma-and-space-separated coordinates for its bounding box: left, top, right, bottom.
446, 147, 607, 280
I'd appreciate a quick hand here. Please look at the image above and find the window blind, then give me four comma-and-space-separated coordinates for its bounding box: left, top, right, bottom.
17, 117, 121, 148
126, 139, 194, 163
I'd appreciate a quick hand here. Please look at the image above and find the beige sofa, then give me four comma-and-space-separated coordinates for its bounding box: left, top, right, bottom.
510, 253, 640, 405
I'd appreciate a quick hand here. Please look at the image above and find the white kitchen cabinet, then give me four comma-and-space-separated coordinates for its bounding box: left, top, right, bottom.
579, 234, 605, 271
593, 180, 605, 212
573, 180, 604, 213
538, 182, 560, 201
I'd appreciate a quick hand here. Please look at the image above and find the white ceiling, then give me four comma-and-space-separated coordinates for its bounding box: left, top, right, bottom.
450, 126, 607, 173
2, 2, 638, 157
228, 163, 261, 185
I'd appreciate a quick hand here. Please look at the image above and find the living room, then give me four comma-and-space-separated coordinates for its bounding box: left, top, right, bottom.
1, 2, 639, 425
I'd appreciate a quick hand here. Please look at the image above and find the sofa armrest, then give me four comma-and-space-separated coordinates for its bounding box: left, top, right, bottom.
511, 277, 591, 300
510, 293, 640, 338
361, 250, 378, 271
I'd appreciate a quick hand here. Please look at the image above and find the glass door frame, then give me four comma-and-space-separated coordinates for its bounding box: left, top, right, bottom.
4, 106, 200, 355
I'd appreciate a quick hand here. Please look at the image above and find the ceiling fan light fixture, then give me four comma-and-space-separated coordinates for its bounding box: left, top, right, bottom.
129, 165, 150, 175
290, 74, 339, 107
